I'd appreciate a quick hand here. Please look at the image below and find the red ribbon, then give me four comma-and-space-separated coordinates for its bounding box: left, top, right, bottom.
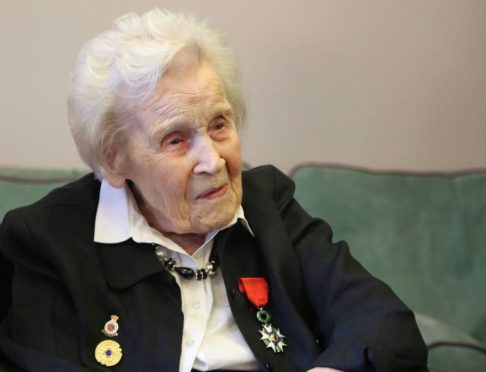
238, 277, 269, 308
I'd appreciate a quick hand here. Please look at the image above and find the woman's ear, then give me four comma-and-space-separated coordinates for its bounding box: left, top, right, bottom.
103, 146, 127, 188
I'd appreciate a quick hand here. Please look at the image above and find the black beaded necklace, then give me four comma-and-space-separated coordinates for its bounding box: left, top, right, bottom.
154, 244, 219, 280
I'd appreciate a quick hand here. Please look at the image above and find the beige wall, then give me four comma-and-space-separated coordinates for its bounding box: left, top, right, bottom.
1, 0, 485, 174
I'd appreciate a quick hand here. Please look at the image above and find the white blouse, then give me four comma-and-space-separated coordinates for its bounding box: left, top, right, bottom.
94, 180, 259, 372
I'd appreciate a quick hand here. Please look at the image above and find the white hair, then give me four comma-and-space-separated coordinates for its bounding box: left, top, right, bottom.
68, 8, 245, 179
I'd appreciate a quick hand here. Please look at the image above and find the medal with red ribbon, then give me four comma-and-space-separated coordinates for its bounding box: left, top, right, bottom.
238, 277, 287, 353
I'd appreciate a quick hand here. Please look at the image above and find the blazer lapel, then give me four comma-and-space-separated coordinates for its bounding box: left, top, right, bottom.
215, 222, 295, 372
99, 239, 168, 289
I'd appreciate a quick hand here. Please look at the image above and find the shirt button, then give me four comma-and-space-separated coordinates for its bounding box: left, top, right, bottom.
186, 339, 195, 347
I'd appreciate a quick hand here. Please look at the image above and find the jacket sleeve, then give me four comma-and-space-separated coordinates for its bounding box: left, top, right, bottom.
0, 210, 92, 372
273, 168, 428, 371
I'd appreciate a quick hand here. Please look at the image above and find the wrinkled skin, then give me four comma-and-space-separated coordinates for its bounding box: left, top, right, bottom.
107, 55, 242, 253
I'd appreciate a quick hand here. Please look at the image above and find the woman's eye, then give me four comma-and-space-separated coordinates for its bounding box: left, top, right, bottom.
210, 119, 227, 132
168, 137, 184, 145
208, 118, 232, 140
161, 132, 186, 149
214, 121, 226, 130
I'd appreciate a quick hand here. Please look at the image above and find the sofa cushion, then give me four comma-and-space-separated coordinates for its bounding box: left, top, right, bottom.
291, 164, 486, 345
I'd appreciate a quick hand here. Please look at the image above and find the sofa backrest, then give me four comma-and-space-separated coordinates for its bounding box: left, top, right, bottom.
291, 164, 486, 344
0, 168, 87, 222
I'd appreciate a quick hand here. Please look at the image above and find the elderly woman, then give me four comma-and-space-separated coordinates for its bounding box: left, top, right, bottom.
0, 9, 427, 372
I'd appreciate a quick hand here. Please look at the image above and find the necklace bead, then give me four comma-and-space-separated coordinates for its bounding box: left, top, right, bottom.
154, 245, 218, 280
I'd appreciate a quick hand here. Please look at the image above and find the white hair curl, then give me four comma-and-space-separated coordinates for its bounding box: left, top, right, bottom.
68, 8, 245, 179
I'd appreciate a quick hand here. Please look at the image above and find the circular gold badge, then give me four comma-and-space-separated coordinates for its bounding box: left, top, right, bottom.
95, 339, 123, 367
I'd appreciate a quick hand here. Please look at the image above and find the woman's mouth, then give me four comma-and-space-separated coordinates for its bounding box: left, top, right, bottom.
196, 184, 228, 200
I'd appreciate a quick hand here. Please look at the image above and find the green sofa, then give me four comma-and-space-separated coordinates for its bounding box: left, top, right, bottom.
1, 166, 486, 371
292, 164, 486, 372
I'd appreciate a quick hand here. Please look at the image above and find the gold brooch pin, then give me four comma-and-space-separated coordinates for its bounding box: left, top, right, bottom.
95, 340, 123, 366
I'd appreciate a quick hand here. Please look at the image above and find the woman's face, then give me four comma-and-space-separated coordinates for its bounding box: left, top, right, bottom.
110, 60, 243, 236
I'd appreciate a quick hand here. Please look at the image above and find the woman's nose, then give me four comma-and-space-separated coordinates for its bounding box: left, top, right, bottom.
192, 135, 225, 174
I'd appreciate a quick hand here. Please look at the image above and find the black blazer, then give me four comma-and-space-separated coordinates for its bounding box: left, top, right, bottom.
0, 165, 428, 372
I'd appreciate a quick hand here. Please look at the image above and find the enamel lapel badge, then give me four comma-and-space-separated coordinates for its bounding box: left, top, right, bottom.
102, 315, 120, 337
95, 315, 123, 367
239, 277, 287, 353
